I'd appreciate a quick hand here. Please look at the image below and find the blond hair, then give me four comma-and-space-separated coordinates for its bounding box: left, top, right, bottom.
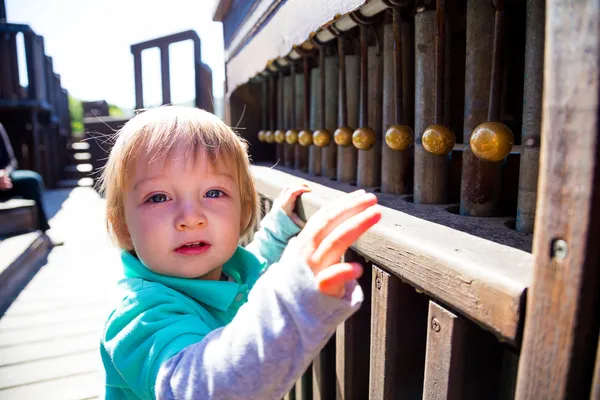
99, 106, 258, 250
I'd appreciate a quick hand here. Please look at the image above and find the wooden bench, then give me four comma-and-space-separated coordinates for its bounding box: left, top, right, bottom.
0, 199, 39, 236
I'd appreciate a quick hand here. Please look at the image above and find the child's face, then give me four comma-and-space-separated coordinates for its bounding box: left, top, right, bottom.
123, 145, 242, 280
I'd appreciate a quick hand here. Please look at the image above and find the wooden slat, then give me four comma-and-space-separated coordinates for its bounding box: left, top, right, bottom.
592, 337, 600, 399
336, 54, 359, 184
423, 301, 467, 400
336, 249, 372, 399
369, 265, 427, 400
309, 67, 322, 176
515, 0, 600, 397
252, 165, 532, 343
0, 372, 101, 400
321, 54, 337, 180
294, 368, 312, 400
311, 338, 335, 400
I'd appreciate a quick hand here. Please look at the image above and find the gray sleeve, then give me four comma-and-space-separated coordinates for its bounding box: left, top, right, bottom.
155, 238, 363, 400
244, 206, 302, 267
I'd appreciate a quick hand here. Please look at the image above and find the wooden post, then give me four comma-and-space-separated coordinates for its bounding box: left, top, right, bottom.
516, 0, 545, 233
381, 10, 414, 195
414, 8, 449, 204
160, 44, 171, 105
336, 249, 372, 399
321, 51, 338, 180
515, 0, 600, 397
460, 0, 500, 216
369, 266, 428, 399
284, 73, 294, 167
309, 67, 322, 175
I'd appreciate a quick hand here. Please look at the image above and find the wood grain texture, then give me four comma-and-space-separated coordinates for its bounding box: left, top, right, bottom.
337, 55, 359, 183
423, 301, 467, 400
414, 10, 449, 204
369, 265, 427, 400
381, 20, 413, 195
225, 0, 367, 92
336, 249, 372, 400
252, 165, 532, 343
516, 0, 545, 233
356, 45, 382, 188
515, 0, 600, 398
322, 55, 338, 180
309, 67, 322, 176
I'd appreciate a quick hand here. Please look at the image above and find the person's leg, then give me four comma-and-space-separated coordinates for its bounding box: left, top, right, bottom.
8, 170, 50, 231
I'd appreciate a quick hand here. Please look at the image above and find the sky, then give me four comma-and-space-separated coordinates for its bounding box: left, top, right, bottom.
6, 0, 225, 113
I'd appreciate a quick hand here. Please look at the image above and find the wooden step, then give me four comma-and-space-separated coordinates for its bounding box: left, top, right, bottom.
67, 142, 90, 152
0, 199, 39, 236
62, 164, 93, 180
56, 178, 94, 189
0, 232, 52, 316
68, 152, 92, 164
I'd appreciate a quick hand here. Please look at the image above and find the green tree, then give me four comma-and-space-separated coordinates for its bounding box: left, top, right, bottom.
69, 95, 84, 136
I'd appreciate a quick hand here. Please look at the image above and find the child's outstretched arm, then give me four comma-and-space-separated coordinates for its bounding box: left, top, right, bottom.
245, 184, 310, 267
154, 190, 380, 399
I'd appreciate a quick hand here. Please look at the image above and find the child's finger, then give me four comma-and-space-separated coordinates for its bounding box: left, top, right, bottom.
311, 206, 381, 272
316, 262, 363, 298
301, 192, 377, 248
289, 185, 311, 197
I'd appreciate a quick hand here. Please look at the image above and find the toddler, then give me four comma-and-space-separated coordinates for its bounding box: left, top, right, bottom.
99, 106, 381, 399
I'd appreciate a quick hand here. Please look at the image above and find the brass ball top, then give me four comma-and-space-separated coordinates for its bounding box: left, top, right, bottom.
422, 124, 455, 155
334, 126, 354, 147
264, 131, 275, 144
352, 126, 377, 150
385, 124, 414, 151
285, 129, 299, 145
258, 130, 266, 142
313, 129, 331, 147
470, 122, 514, 162
274, 130, 286, 144
298, 130, 314, 147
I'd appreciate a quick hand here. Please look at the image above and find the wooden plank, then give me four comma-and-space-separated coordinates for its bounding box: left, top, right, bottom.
423, 301, 467, 400
309, 67, 322, 176
336, 249, 372, 400
252, 165, 532, 343
0, 333, 98, 366
592, 336, 600, 400
369, 265, 427, 400
0, 350, 98, 389
312, 337, 335, 400
225, 0, 369, 92
515, 0, 600, 397
0, 371, 101, 400
294, 368, 312, 400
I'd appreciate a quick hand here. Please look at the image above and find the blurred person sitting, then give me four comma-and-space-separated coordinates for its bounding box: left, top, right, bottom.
0, 122, 51, 232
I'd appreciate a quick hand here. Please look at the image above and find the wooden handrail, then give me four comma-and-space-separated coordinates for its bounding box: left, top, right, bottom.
252, 165, 532, 345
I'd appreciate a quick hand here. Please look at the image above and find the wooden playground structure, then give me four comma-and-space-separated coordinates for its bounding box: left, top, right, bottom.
0, 0, 599, 399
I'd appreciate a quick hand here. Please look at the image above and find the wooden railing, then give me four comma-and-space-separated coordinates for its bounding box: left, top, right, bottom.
0, 22, 71, 188
253, 165, 531, 399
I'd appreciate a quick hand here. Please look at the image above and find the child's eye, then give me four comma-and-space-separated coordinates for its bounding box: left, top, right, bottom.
147, 193, 171, 203
205, 189, 225, 199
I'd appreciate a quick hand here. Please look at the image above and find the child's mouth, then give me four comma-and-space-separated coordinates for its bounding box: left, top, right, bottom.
175, 241, 211, 255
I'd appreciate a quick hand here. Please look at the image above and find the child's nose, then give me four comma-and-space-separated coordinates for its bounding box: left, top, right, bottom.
175, 204, 207, 231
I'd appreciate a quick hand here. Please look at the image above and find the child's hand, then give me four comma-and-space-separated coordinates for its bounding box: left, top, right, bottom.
294, 190, 381, 298
274, 184, 311, 228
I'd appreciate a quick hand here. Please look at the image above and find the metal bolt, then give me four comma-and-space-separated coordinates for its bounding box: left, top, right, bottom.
376, 277, 382, 290
552, 239, 568, 260
432, 318, 441, 332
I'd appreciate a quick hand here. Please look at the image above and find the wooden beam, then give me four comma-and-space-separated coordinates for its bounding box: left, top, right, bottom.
252, 165, 532, 343
369, 265, 427, 399
515, 0, 600, 398
423, 301, 467, 400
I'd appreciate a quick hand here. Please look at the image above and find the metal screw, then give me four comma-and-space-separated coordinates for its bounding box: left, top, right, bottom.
552, 239, 568, 260
376, 277, 382, 290
432, 318, 441, 332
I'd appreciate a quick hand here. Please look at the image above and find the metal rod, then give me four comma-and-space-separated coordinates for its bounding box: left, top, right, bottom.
392, 7, 403, 124
434, 0, 446, 125
488, 0, 505, 122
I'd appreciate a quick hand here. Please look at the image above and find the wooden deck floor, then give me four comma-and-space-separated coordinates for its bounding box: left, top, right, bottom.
0, 187, 122, 399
